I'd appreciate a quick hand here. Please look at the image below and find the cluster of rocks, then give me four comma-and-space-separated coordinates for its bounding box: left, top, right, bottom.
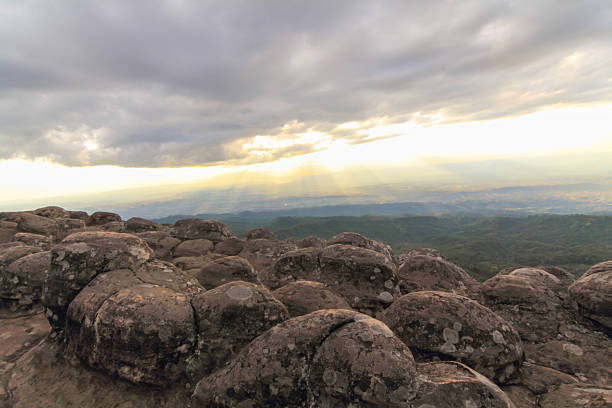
0, 206, 611, 407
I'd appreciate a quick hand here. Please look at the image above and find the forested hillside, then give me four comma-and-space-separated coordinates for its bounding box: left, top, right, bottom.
220, 214, 612, 280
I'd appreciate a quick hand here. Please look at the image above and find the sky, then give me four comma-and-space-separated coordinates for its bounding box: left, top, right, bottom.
1, 1, 612, 211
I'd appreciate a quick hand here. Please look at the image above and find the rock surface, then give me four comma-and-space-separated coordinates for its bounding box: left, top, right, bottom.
195, 256, 260, 288
1, 209, 611, 408
272, 280, 351, 317
379, 290, 524, 384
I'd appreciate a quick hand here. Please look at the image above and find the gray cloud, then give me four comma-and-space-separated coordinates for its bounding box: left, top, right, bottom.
1, 0, 611, 167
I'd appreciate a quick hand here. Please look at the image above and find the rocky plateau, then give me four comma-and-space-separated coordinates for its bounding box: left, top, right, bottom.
0, 206, 610, 407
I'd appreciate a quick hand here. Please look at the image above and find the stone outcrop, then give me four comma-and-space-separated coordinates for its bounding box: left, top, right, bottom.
272, 280, 351, 317
170, 218, 233, 243
379, 290, 524, 384
1, 208, 611, 408
397, 254, 480, 297
192, 309, 419, 407
569, 261, 612, 331
189, 281, 288, 376
195, 256, 260, 288
245, 227, 277, 241
85, 211, 122, 226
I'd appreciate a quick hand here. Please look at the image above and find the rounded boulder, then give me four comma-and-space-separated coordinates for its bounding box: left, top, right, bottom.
379, 290, 524, 384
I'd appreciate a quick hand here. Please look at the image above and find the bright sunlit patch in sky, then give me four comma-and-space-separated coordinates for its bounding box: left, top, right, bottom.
1, 102, 611, 206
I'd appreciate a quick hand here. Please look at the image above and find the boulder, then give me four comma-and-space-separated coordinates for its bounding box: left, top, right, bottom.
171, 256, 208, 272
213, 237, 245, 256
539, 383, 612, 407
412, 362, 515, 407
245, 227, 277, 241
569, 262, 612, 331
170, 219, 233, 243
136, 230, 181, 259
192, 310, 418, 408
33, 206, 71, 219
238, 238, 298, 279
517, 362, 578, 396
272, 280, 351, 317
86, 211, 122, 226
125, 217, 163, 233
0, 245, 43, 268
42, 231, 153, 334
318, 244, 399, 315
287, 235, 326, 248
65, 261, 204, 385
327, 232, 395, 263
55, 217, 86, 240
397, 254, 479, 297
195, 256, 260, 288
91, 220, 126, 233
379, 291, 524, 383
173, 238, 214, 257
17, 213, 58, 237
0, 220, 17, 243
264, 247, 322, 289
68, 210, 89, 220
12, 232, 51, 250
481, 268, 572, 343
1, 251, 50, 310
307, 317, 418, 407
189, 281, 288, 376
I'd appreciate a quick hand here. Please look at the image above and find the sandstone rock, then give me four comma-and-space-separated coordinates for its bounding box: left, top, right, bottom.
308, 317, 418, 407
189, 281, 288, 376
0, 220, 17, 243
569, 263, 612, 331
583, 260, 612, 278
192, 310, 418, 407
13, 232, 51, 250
195, 256, 260, 288
318, 244, 399, 315
65, 260, 204, 386
482, 267, 583, 346
125, 217, 163, 232
86, 211, 122, 226
173, 238, 214, 257
517, 362, 578, 395
379, 290, 524, 384
68, 210, 89, 220
213, 237, 245, 255
55, 217, 86, 240
170, 218, 233, 243
264, 247, 321, 289
92, 220, 126, 233
17, 213, 58, 236
287, 235, 326, 248
245, 227, 277, 241
79, 284, 196, 385
42, 231, 153, 334
0, 244, 43, 268
413, 361, 515, 407
238, 238, 298, 280
272, 280, 351, 317
171, 256, 208, 271
136, 231, 180, 259
539, 383, 612, 407
397, 254, 479, 297
1, 251, 50, 311
33, 206, 71, 219
327, 231, 395, 263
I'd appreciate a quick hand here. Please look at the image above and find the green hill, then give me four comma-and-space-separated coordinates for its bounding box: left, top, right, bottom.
257, 215, 612, 281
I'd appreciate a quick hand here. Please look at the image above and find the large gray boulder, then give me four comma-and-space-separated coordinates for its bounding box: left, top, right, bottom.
379, 291, 524, 384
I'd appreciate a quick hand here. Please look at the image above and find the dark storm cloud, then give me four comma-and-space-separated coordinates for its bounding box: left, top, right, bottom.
1, 0, 611, 167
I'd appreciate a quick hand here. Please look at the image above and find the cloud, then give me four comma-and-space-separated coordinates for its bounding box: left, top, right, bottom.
0, 0, 611, 167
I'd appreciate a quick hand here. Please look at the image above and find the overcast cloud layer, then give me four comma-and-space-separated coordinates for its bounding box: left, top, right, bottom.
1, 0, 611, 167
